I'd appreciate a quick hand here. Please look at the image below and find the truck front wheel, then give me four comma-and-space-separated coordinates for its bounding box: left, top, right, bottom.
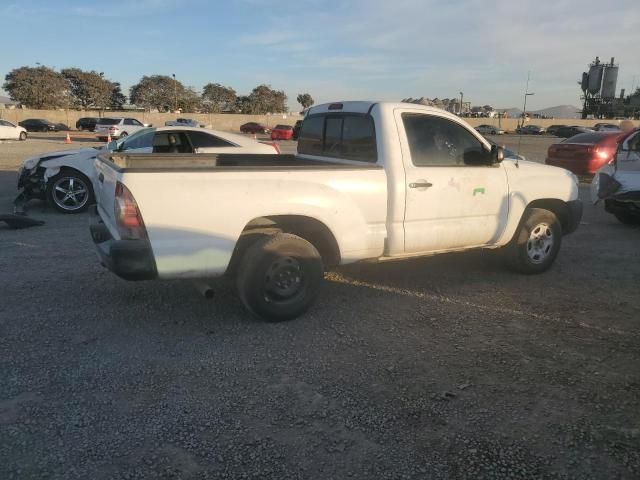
237, 233, 324, 321
506, 208, 562, 274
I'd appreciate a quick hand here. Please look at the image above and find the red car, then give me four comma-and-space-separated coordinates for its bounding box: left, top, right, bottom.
270, 124, 294, 140
545, 132, 625, 175
240, 122, 270, 134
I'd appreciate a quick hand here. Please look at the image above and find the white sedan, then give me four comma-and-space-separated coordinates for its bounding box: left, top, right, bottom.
475, 124, 505, 135
16, 127, 280, 214
0, 119, 27, 140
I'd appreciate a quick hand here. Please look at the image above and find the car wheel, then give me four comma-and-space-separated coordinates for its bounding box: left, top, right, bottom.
236, 233, 324, 322
46, 171, 94, 214
77, 126, 83, 131
505, 208, 562, 274
120, 132, 128, 137
19, 132, 27, 141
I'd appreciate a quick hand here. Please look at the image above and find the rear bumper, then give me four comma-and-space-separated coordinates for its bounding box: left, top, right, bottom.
90, 206, 157, 281
565, 199, 583, 235
545, 157, 605, 175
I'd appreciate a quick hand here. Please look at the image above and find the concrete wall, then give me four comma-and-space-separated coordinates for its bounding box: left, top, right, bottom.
1, 108, 638, 133
0, 108, 303, 131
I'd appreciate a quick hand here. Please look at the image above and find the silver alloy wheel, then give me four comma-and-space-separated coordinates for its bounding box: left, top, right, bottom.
51, 176, 89, 211
526, 222, 554, 264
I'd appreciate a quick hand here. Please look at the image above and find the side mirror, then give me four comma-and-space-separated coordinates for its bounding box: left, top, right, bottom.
491, 144, 505, 164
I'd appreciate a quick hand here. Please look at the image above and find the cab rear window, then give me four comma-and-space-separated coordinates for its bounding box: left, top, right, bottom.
297, 114, 377, 162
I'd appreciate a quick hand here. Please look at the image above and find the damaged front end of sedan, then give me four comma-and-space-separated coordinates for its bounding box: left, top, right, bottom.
591, 132, 640, 224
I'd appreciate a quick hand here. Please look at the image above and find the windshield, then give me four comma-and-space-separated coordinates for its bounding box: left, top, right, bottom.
114, 128, 155, 151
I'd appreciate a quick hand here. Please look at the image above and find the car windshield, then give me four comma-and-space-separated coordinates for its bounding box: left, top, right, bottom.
98, 118, 121, 125
563, 133, 615, 144
275, 125, 291, 130
114, 128, 155, 150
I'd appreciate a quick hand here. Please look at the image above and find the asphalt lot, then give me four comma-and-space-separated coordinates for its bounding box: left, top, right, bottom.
1, 133, 639, 479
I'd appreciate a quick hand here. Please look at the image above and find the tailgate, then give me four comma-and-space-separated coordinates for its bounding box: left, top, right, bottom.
93, 156, 120, 232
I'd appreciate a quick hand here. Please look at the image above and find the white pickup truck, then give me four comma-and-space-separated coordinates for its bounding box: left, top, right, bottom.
91, 101, 582, 321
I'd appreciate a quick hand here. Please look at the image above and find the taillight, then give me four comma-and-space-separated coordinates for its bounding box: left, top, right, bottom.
114, 182, 147, 239
594, 147, 614, 160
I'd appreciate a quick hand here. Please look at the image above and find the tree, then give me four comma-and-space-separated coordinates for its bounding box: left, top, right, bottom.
110, 82, 127, 109
296, 93, 314, 110
237, 84, 287, 114
201, 83, 237, 113
61, 68, 115, 110
3, 66, 68, 109
129, 75, 200, 112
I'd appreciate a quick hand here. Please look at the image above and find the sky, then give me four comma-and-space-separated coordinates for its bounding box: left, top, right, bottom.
1, 0, 639, 110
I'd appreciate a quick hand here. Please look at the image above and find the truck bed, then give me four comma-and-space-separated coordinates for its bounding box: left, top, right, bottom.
97, 153, 382, 172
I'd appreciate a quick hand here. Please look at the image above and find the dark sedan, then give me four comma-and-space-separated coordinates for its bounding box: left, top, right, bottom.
19, 119, 58, 132
239, 122, 270, 134
76, 117, 99, 131
545, 131, 624, 175
555, 125, 593, 138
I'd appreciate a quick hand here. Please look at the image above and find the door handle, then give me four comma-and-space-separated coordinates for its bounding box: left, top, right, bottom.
409, 181, 433, 189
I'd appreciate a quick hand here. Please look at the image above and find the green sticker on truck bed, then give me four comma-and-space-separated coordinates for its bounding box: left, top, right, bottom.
473, 187, 486, 196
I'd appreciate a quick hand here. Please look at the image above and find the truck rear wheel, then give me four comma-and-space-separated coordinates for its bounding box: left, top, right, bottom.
506, 208, 562, 274
236, 233, 323, 322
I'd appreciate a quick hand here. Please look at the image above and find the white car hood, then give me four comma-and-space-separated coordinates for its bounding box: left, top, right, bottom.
22, 147, 102, 170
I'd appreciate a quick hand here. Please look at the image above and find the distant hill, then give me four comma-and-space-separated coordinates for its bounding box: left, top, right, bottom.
500, 105, 581, 119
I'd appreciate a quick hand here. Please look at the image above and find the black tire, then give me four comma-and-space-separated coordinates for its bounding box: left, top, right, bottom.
613, 211, 639, 225
77, 126, 83, 131
45, 170, 94, 214
506, 208, 562, 274
236, 233, 323, 321
19, 131, 27, 141
120, 131, 128, 138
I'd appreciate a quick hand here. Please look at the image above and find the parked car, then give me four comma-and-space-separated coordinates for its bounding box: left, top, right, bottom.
555, 125, 593, 138
546, 124, 567, 136
54, 123, 70, 131
475, 124, 504, 135
90, 101, 582, 322
18, 119, 58, 132
95, 117, 150, 141
15, 127, 279, 214
292, 120, 302, 140
593, 123, 621, 132
545, 132, 625, 175
270, 124, 294, 140
0, 119, 27, 140
591, 128, 640, 224
76, 117, 99, 131
516, 125, 546, 135
240, 122, 270, 134
164, 118, 205, 128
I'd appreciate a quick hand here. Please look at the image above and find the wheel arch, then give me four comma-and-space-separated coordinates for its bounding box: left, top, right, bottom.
227, 215, 341, 274
525, 198, 570, 233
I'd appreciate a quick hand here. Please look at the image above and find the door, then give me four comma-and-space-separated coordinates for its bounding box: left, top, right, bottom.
0, 120, 12, 139
396, 110, 509, 253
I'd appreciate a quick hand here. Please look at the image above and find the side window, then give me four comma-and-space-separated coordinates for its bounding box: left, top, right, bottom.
152, 132, 192, 153
131, 119, 143, 126
298, 114, 377, 162
188, 131, 235, 148
402, 113, 487, 166
297, 116, 323, 155
0, 120, 10, 127
123, 119, 133, 125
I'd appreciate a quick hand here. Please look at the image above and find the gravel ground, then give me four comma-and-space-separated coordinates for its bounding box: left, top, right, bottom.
1, 133, 639, 479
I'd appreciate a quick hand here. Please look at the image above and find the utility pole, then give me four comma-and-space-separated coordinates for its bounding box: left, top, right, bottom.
521, 72, 535, 128
459, 91, 464, 116
172, 73, 177, 113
